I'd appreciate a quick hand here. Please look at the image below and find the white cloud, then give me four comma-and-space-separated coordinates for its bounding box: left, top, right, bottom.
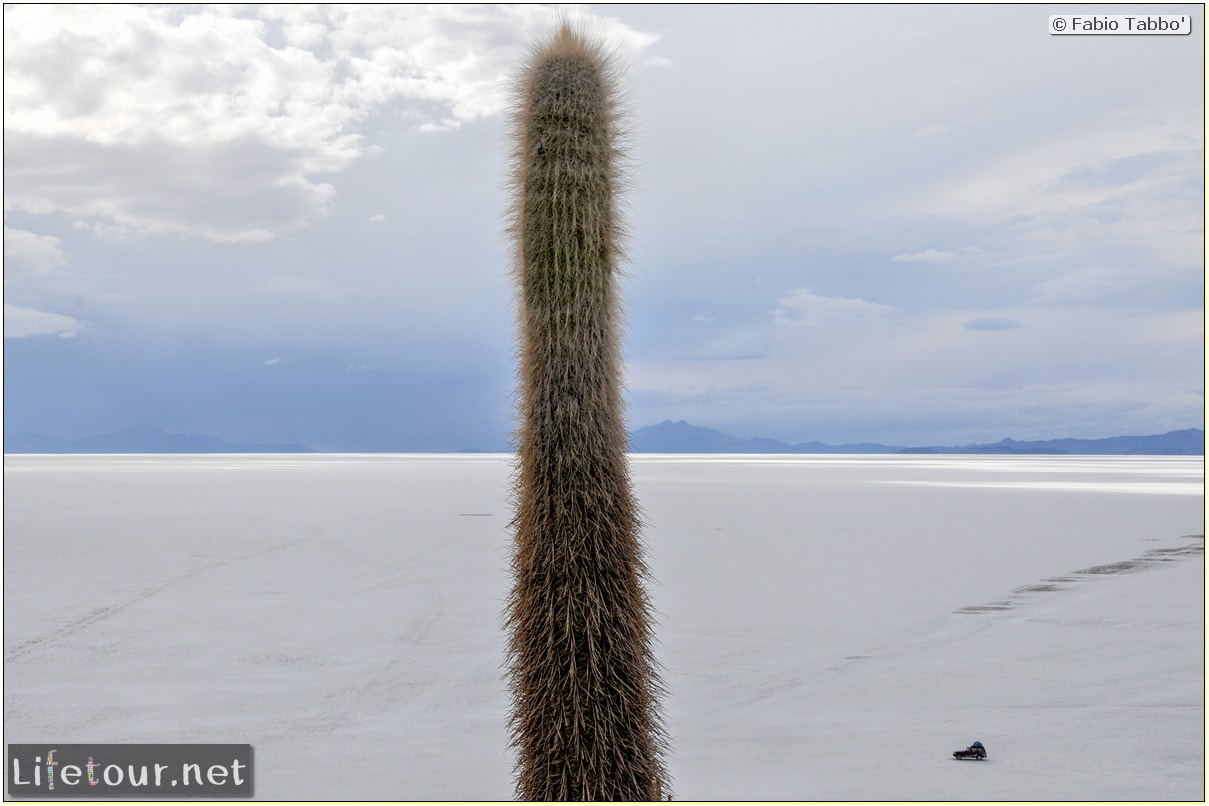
961, 317, 1021, 331
892, 248, 958, 264
771, 288, 897, 327
257, 273, 366, 300
3, 227, 68, 278
368, 214, 386, 224
692, 330, 770, 361
630, 301, 1203, 445
912, 123, 950, 138
912, 120, 1202, 224
2, 5, 661, 242
3, 304, 88, 339
7, 134, 339, 243
264, 357, 281, 366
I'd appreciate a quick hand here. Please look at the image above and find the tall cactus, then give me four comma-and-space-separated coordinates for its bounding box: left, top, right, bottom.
505, 24, 669, 802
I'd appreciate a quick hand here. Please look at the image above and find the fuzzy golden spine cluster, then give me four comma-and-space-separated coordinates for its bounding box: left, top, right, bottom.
505, 25, 669, 802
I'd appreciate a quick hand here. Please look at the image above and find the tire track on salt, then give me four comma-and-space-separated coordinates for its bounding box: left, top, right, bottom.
4, 538, 309, 663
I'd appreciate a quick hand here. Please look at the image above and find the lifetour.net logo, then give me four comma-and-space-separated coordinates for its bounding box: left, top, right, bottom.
7, 744, 253, 798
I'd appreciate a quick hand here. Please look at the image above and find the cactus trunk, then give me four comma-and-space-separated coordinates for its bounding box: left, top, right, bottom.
506, 25, 669, 802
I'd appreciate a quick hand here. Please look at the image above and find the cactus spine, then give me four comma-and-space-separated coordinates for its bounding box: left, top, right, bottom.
506, 25, 669, 802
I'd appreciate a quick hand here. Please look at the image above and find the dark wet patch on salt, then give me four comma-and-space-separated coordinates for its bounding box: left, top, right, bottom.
1014, 583, 1064, 593
1077, 560, 1141, 575
955, 602, 1013, 614
955, 534, 1204, 616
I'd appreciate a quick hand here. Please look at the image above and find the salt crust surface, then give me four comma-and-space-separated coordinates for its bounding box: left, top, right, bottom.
4, 454, 1203, 800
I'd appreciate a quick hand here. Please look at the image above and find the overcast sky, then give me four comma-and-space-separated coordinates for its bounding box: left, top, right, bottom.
4, 4, 1204, 451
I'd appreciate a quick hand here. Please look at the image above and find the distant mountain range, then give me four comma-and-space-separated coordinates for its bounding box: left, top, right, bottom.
629, 420, 897, 454
628, 420, 1205, 456
5, 421, 1204, 456
5, 426, 316, 454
